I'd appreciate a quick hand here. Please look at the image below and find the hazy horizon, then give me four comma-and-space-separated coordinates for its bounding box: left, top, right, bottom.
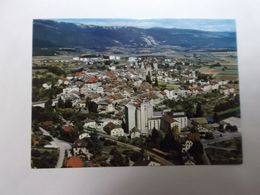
51, 18, 236, 32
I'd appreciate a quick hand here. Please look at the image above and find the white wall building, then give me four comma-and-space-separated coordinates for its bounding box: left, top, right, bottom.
148, 118, 161, 132
79, 133, 91, 140
125, 103, 136, 133
136, 101, 153, 135
83, 121, 96, 129
111, 128, 125, 137
172, 112, 188, 130
130, 131, 141, 139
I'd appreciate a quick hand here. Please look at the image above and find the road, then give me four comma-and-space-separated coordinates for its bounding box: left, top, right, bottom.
85, 130, 174, 166
201, 131, 241, 165
39, 127, 71, 168
202, 131, 241, 147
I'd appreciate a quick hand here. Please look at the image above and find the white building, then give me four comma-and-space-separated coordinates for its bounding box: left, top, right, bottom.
148, 117, 161, 132
111, 128, 125, 137
83, 121, 96, 129
136, 101, 153, 135
172, 112, 188, 130
125, 103, 137, 133
221, 117, 241, 131
130, 131, 141, 139
42, 83, 52, 90
109, 55, 120, 60
128, 57, 138, 63
148, 112, 163, 132
67, 148, 93, 161
182, 140, 193, 153
109, 66, 116, 71
79, 133, 91, 140
96, 87, 104, 94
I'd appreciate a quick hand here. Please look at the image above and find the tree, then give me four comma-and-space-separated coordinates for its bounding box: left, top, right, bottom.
172, 125, 180, 135
146, 72, 152, 84
131, 137, 143, 147
45, 99, 53, 111
188, 141, 204, 165
74, 121, 84, 133
85, 97, 91, 109
57, 97, 64, 108
195, 103, 203, 117
109, 147, 127, 166
121, 120, 127, 133
130, 151, 143, 162
47, 66, 66, 76
151, 127, 163, 147
160, 129, 179, 152
118, 136, 127, 143
88, 101, 98, 113
230, 125, 238, 132
64, 99, 72, 108
213, 112, 220, 123
154, 77, 159, 87
90, 130, 102, 155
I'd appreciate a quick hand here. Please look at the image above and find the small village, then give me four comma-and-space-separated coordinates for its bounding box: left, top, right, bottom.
32, 52, 242, 168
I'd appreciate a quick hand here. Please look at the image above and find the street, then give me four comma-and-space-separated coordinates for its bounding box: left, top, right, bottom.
39, 127, 71, 168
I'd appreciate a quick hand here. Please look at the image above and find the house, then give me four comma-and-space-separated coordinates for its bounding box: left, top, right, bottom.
97, 100, 115, 113
104, 122, 124, 137
172, 112, 188, 130
111, 128, 125, 137
79, 133, 91, 140
148, 112, 163, 132
130, 130, 141, 139
69, 147, 93, 160
128, 57, 138, 63
221, 117, 241, 131
161, 115, 181, 133
186, 132, 201, 142
182, 140, 194, 153
83, 120, 96, 129
96, 87, 104, 94
63, 124, 74, 132
109, 66, 116, 71
202, 85, 212, 93
66, 156, 84, 168
42, 83, 52, 90
109, 55, 120, 60
189, 117, 208, 127
85, 76, 101, 90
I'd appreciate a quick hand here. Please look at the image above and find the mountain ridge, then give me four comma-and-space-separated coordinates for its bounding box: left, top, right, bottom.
33, 20, 237, 51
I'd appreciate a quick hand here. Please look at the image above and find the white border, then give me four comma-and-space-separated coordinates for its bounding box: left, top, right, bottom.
1, 0, 260, 194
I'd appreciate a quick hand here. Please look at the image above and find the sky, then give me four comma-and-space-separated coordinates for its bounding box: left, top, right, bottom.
55, 18, 236, 32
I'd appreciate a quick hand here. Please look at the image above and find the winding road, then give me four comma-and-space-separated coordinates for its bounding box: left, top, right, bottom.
39, 127, 71, 168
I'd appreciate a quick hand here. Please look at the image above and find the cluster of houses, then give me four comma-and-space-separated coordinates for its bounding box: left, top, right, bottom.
33, 54, 241, 167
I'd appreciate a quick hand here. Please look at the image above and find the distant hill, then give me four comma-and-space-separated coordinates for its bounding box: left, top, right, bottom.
33, 20, 237, 51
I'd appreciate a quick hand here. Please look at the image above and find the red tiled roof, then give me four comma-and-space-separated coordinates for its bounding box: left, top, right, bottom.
74, 71, 86, 77
86, 76, 98, 84
66, 156, 84, 168
187, 133, 201, 142
106, 71, 115, 78
63, 125, 74, 132
163, 115, 177, 124
59, 76, 69, 81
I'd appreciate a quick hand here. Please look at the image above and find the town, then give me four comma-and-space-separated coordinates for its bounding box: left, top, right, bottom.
31, 50, 242, 168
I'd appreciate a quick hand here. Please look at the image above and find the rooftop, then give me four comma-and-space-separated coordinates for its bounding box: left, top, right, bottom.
66, 156, 84, 168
